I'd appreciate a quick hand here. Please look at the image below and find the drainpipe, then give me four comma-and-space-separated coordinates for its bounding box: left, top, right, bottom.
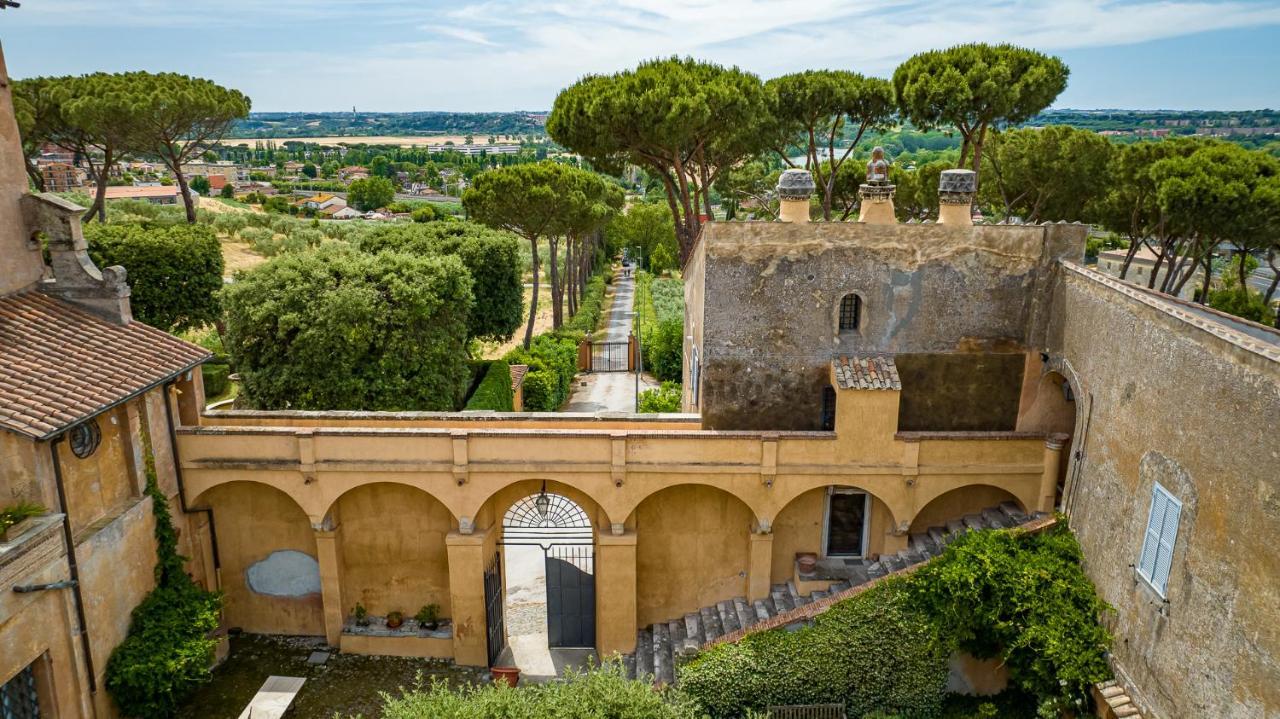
162, 381, 221, 576
49, 435, 97, 694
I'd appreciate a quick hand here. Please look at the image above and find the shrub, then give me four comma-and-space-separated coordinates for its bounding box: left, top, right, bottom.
105, 458, 221, 718
638, 381, 682, 413
373, 661, 700, 719
634, 271, 684, 382
222, 244, 474, 411
1208, 287, 1276, 324
355, 222, 523, 342
561, 275, 607, 336
464, 360, 514, 411
201, 361, 230, 399
84, 223, 224, 334
679, 579, 949, 719
907, 522, 1113, 714
518, 369, 558, 411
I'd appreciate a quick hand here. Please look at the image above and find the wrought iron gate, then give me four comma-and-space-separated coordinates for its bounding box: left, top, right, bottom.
590, 341, 630, 372
545, 545, 595, 648
483, 552, 506, 667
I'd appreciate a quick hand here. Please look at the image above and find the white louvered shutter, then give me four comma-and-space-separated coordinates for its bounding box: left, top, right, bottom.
1152, 490, 1182, 593
1138, 488, 1166, 581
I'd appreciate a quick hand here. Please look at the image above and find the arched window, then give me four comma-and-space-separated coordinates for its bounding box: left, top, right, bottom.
838, 294, 861, 332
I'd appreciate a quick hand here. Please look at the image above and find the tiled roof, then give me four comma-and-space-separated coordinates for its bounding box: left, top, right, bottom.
0, 291, 210, 439
833, 355, 900, 391
509, 363, 529, 390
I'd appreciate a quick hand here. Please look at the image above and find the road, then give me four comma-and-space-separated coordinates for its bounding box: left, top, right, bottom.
563, 266, 658, 412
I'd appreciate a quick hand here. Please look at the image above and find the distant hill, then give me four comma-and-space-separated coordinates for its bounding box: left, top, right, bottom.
1030, 108, 1278, 132
229, 111, 549, 139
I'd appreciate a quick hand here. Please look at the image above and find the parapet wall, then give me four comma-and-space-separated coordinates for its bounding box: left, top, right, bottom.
1050, 264, 1280, 718
689, 221, 1085, 430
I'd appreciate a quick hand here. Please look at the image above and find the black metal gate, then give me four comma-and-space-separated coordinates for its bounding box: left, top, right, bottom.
483, 552, 506, 667
0, 664, 40, 719
545, 545, 595, 648
590, 341, 629, 372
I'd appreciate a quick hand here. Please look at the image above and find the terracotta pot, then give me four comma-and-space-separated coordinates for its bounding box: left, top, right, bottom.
386, 612, 404, 629
491, 666, 520, 687
796, 552, 818, 573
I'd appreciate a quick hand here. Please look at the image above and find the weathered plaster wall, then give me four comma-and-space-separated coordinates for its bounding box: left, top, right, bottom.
769, 487, 894, 583
633, 485, 753, 626
692, 221, 1085, 430
907, 485, 1019, 534
895, 353, 1026, 431
682, 235, 707, 412
60, 406, 141, 537
335, 483, 452, 618
198, 481, 324, 635
1051, 266, 1280, 719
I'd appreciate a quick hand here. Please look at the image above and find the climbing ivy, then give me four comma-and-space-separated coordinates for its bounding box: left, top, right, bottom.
907, 521, 1113, 715
105, 435, 222, 718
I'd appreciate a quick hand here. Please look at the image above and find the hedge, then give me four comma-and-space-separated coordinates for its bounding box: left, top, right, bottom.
678, 579, 949, 719
504, 333, 578, 411
465, 360, 514, 411
561, 275, 607, 336
634, 271, 684, 382
84, 223, 224, 334
638, 381, 682, 413
372, 661, 700, 719
222, 244, 474, 411
200, 361, 230, 399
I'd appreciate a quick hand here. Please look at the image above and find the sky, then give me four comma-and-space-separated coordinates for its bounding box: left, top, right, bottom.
2, 0, 1279, 112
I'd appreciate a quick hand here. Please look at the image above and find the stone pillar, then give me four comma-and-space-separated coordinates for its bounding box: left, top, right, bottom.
313, 523, 346, 647
857, 184, 897, 225
595, 530, 638, 658
776, 169, 814, 224
446, 527, 493, 666
1039, 433, 1069, 512
747, 528, 774, 602
937, 169, 976, 225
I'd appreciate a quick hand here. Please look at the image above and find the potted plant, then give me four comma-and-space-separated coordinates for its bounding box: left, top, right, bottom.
0, 502, 46, 542
415, 603, 440, 631
795, 551, 818, 574
386, 611, 404, 629
491, 666, 520, 687
353, 603, 369, 628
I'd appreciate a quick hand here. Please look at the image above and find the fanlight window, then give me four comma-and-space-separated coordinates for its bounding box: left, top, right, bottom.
504, 491, 590, 529
839, 294, 861, 332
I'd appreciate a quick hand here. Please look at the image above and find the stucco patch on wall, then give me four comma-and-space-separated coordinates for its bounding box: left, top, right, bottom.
246, 550, 321, 597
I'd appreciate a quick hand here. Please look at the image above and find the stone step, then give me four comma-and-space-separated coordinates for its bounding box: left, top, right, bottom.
867, 561, 887, 579
927, 526, 948, 548
830, 580, 853, 593
668, 618, 686, 655
909, 532, 936, 555
962, 514, 986, 532
635, 627, 653, 680
653, 622, 673, 685
733, 597, 755, 630
718, 600, 740, 635
1000, 501, 1028, 523
700, 605, 723, 642
771, 586, 794, 612
945, 519, 966, 536
683, 612, 702, 647
982, 507, 1009, 529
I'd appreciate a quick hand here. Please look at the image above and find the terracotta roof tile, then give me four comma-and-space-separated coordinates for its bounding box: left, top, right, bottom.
509, 363, 529, 390
833, 355, 901, 391
0, 291, 209, 439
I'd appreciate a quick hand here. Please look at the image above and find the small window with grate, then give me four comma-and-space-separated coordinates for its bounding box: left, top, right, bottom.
838, 294, 861, 332
0, 662, 40, 719
820, 386, 836, 430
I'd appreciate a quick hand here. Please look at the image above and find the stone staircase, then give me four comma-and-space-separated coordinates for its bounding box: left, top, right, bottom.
626, 502, 1039, 685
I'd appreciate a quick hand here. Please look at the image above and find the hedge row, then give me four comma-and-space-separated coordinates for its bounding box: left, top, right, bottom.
464, 360, 514, 411
504, 334, 577, 411
561, 275, 607, 336
678, 578, 949, 719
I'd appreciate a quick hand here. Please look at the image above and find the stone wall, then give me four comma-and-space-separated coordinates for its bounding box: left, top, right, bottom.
1050, 265, 1280, 719
688, 221, 1085, 430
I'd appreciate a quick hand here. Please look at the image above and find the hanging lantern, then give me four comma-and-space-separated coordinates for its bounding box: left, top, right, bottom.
535, 481, 551, 519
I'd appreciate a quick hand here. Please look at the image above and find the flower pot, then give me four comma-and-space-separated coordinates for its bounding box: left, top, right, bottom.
386, 612, 404, 629
491, 666, 520, 687
796, 552, 818, 574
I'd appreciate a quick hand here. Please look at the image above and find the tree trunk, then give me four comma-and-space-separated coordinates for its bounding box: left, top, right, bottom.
522, 237, 540, 350
1264, 251, 1279, 304
1238, 249, 1250, 289
1198, 253, 1213, 304
25, 158, 46, 192
548, 235, 563, 329
84, 149, 113, 223
566, 234, 577, 317
174, 167, 198, 223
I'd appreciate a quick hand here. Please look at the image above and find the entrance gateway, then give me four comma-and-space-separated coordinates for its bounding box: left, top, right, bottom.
486, 484, 596, 667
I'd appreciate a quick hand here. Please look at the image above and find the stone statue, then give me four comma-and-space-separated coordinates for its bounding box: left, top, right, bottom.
866, 146, 890, 185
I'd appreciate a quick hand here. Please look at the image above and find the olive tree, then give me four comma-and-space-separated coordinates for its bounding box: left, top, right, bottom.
548, 57, 771, 264
893, 44, 1068, 185
766, 70, 896, 219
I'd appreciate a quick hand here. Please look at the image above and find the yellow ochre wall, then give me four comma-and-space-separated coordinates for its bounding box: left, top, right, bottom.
335, 483, 452, 618
633, 485, 753, 626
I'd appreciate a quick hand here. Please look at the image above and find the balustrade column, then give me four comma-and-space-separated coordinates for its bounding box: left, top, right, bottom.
747, 527, 774, 602
1039, 433, 1069, 512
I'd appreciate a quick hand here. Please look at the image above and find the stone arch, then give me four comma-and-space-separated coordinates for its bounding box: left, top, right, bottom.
195, 481, 324, 636
617, 476, 768, 531
629, 484, 756, 626
318, 477, 461, 528
769, 476, 909, 532
473, 479, 611, 538
1018, 365, 1080, 510
329, 482, 453, 618
770, 484, 897, 583
908, 484, 1023, 534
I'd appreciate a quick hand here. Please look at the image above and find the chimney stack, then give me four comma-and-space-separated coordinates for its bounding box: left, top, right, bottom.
776, 169, 814, 224
858, 146, 896, 225
937, 169, 976, 225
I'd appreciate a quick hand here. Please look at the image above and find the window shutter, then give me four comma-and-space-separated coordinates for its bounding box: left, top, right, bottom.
1138, 489, 1165, 580
1153, 494, 1182, 592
